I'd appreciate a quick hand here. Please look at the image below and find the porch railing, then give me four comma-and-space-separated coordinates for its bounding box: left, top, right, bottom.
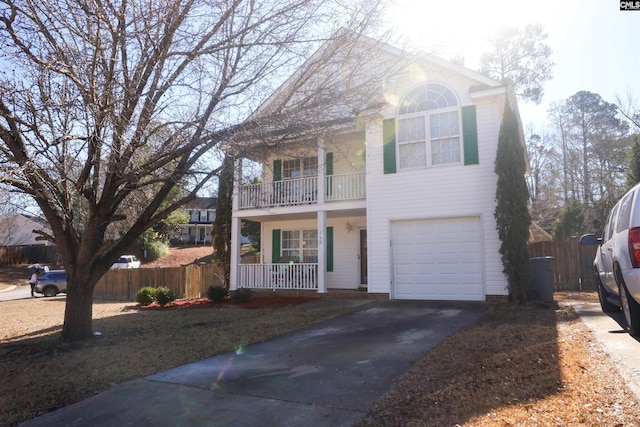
238, 263, 318, 290
238, 172, 365, 209
326, 172, 366, 201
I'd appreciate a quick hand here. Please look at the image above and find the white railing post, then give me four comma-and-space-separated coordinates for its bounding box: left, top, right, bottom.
317, 138, 325, 204
317, 211, 327, 293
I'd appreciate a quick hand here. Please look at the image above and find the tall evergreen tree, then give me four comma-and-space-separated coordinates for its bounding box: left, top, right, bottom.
494, 96, 532, 304
552, 199, 587, 240
212, 155, 234, 287
627, 134, 640, 189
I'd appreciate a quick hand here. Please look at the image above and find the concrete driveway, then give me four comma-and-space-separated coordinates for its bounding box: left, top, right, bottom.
20, 300, 486, 427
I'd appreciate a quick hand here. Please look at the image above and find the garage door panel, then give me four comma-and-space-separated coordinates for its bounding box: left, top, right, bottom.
392, 217, 484, 301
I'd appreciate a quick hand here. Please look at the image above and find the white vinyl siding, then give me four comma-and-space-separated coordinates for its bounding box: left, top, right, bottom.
365, 88, 508, 299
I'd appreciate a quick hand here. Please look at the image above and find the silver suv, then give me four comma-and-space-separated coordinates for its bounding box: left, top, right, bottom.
581, 182, 640, 336
34, 270, 67, 297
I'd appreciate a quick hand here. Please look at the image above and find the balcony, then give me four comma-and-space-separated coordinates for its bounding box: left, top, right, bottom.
238, 172, 365, 209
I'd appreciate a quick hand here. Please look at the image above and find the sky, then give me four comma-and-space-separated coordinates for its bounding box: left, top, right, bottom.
388, 0, 640, 131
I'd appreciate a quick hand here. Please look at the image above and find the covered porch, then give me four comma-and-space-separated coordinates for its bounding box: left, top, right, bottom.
230, 209, 367, 293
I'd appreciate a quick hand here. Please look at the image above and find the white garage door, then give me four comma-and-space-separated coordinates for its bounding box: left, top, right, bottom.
392, 217, 484, 301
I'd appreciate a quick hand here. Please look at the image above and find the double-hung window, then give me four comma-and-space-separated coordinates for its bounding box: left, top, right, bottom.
397, 83, 461, 169
281, 229, 318, 261
282, 157, 318, 179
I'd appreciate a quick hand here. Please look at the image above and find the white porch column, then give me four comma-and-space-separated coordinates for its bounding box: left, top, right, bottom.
317, 138, 325, 204
317, 210, 327, 293
230, 158, 243, 291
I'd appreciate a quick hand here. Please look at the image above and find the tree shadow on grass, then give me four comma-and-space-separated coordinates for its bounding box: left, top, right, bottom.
356, 303, 564, 426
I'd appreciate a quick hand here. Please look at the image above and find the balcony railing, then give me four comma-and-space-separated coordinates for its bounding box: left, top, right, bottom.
326, 172, 366, 201
238, 172, 365, 209
238, 263, 318, 290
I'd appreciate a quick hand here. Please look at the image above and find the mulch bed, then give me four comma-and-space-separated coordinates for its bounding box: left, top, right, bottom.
136, 296, 318, 310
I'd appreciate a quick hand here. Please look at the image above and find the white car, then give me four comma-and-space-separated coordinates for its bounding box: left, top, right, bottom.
581, 182, 640, 336
111, 255, 141, 270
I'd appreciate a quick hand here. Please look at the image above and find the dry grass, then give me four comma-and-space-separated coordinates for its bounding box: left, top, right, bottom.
356, 295, 640, 426
2, 287, 640, 426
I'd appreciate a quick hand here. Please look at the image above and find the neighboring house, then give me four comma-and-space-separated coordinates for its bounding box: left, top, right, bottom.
529, 222, 553, 243
0, 214, 53, 246
228, 36, 525, 301
178, 197, 217, 244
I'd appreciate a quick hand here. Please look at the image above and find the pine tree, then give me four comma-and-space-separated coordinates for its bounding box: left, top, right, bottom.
494, 96, 532, 303
552, 199, 587, 240
212, 155, 234, 287
627, 135, 640, 189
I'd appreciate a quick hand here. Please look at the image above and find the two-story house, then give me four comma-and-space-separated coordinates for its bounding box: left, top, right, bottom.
179, 197, 217, 244
228, 36, 524, 302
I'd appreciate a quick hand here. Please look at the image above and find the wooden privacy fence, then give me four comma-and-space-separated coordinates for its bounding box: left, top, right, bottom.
94, 263, 224, 301
0, 245, 60, 265
528, 239, 599, 291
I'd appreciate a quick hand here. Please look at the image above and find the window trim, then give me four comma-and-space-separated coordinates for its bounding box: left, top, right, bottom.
280, 229, 318, 261
282, 156, 318, 180
396, 83, 462, 170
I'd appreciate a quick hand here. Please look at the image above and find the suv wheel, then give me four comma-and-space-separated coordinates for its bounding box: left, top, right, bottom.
619, 280, 640, 336
43, 286, 58, 297
596, 274, 620, 313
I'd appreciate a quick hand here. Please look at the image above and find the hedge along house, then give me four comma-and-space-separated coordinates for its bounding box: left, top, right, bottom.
228, 34, 524, 301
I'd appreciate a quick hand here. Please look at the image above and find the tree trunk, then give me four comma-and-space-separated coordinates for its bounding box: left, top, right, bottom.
61, 281, 95, 341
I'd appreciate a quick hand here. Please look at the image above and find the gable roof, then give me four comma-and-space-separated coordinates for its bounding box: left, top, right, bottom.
0, 213, 53, 246
229, 31, 525, 162
182, 197, 217, 210
251, 34, 506, 123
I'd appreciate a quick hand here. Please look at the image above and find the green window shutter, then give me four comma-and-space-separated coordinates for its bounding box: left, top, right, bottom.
326, 152, 334, 198
272, 229, 281, 263
326, 152, 333, 175
462, 105, 479, 165
326, 226, 333, 272
273, 159, 282, 181
383, 119, 396, 174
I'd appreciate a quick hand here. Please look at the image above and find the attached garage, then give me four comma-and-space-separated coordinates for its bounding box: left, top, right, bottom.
391, 216, 484, 301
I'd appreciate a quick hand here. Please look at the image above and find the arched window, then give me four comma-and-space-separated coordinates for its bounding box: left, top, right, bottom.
396, 83, 461, 169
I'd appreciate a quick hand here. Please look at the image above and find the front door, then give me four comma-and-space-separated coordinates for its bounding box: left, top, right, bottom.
360, 229, 368, 285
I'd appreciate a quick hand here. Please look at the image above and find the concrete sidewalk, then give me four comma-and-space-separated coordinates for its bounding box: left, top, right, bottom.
20, 300, 486, 427
570, 302, 640, 401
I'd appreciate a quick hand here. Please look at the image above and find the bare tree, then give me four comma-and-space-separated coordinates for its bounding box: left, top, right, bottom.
0, 0, 393, 341
562, 91, 628, 207
479, 23, 554, 105
526, 130, 562, 232
547, 101, 572, 202
615, 90, 640, 131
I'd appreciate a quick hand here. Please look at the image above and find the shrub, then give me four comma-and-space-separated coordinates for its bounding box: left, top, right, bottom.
154, 287, 176, 307
144, 241, 170, 261
135, 287, 156, 306
230, 287, 252, 304
207, 285, 228, 302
